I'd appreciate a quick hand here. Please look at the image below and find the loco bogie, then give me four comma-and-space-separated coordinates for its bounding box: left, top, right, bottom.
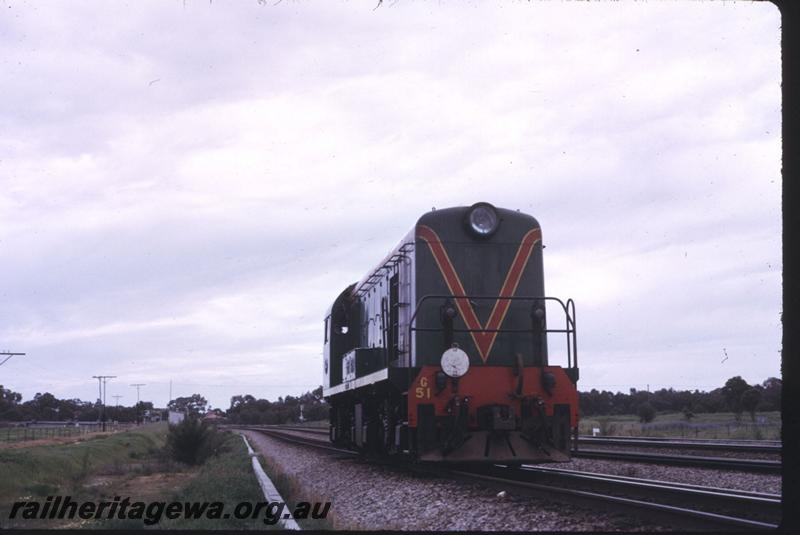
328, 385, 404, 456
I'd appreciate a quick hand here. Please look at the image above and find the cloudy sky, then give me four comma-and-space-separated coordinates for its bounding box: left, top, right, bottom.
0, 1, 781, 410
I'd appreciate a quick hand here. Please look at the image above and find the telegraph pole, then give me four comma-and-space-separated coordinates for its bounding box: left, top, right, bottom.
131, 384, 146, 424
92, 375, 116, 431
0, 351, 25, 367
112, 395, 123, 423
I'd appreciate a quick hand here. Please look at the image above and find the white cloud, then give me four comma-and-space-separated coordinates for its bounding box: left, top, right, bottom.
0, 1, 781, 408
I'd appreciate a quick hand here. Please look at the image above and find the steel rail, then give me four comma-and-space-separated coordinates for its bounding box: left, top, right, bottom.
514, 464, 781, 517
240, 426, 780, 471
579, 436, 781, 454
234, 426, 780, 530
239, 427, 781, 452
526, 464, 780, 499
261, 425, 330, 436
574, 448, 781, 473
450, 465, 780, 530
578, 434, 781, 446
236, 426, 354, 456
240, 426, 779, 470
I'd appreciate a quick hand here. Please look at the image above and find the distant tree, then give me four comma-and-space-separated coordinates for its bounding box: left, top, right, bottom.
721, 376, 750, 421
23, 392, 60, 420
682, 405, 695, 421
0, 385, 22, 406
0, 385, 23, 420
574, 377, 776, 419
741, 388, 762, 422
229, 394, 255, 411
224, 388, 328, 424
168, 394, 208, 416
298, 388, 328, 421
760, 377, 781, 411
637, 402, 656, 423
699, 388, 726, 413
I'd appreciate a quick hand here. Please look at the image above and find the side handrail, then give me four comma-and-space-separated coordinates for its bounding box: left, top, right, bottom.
407, 294, 577, 369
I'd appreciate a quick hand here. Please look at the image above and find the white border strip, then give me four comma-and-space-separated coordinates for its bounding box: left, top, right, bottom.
323, 367, 389, 397
240, 434, 301, 530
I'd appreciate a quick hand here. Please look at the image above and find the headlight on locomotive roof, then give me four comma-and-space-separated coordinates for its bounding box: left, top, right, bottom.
465, 202, 500, 238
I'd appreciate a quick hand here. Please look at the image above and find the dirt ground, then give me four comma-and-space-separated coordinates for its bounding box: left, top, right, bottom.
84, 469, 199, 502
53, 466, 200, 529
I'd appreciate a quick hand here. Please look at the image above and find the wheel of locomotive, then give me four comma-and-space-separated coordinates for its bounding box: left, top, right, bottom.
329, 406, 336, 443
330, 401, 354, 447
329, 403, 340, 444
377, 397, 394, 454
359, 395, 394, 455
347, 403, 356, 449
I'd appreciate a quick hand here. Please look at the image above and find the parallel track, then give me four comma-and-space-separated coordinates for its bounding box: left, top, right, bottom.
454, 464, 780, 530
256, 425, 781, 473
579, 436, 781, 454
238, 425, 353, 455
574, 449, 781, 473
236, 426, 782, 530
269, 426, 781, 452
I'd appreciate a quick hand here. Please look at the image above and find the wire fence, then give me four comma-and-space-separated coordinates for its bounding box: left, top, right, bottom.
579, 417, 781, 440
0, 422, 136, 443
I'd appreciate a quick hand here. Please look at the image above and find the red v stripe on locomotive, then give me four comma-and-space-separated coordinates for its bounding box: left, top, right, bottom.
417, 225, 542, 363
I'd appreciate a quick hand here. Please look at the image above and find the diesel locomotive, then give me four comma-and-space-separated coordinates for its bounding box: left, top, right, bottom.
322, 203, 579, 463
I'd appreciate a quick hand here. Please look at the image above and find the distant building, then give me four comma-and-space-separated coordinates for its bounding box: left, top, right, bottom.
202, 409, 225, 423
168, 410, 185, 425
143, 409, 166, 423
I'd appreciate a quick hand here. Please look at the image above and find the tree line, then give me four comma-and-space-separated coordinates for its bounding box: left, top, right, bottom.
1, 377, 780, 424
0, 388, 154, 423
225, 387, 327, 424
0, 384, 327, 425
580, 376, 781, 422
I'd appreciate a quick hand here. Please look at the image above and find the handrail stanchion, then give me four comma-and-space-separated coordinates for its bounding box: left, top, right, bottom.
407, 294, 576, 370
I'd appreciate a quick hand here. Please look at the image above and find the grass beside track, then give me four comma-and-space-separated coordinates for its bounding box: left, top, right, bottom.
0, 423, 168, 519
579, 411, 781, 440
92, 431, 273, 530
1, 425, 281, 529
244, 431, 335, 530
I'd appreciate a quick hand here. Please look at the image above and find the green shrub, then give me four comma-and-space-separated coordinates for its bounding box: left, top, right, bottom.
637, 402, 656, 423
166, 417, 223, 465
598, 417, 616, 435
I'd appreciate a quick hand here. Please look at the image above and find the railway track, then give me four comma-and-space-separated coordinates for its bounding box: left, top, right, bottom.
579, 436, 781, 454
241, 425, 780, 473
264, 425, 329, 436
237, 425, 353, 456
236, 425, 782, 530
269, 426, 781, 451
579, 434, 782, 445
573, 448, 780, 473
455, 464, 780, 530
